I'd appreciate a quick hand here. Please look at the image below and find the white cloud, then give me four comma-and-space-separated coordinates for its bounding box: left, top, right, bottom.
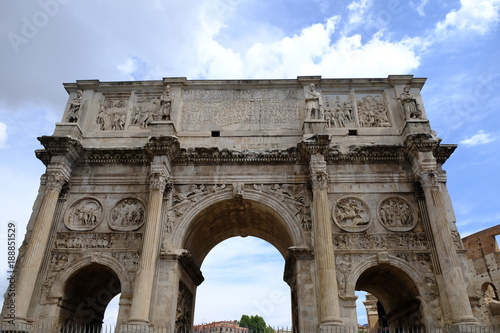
239, 17, 422, 79
435, 0, 500, 36
410, 0, 430, 16
0, 122, 7, 149
347, 0, 373, 25
459, 130, 496, 146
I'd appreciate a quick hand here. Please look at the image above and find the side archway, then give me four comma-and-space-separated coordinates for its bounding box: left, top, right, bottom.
48, 254, 131, 329
345, 255, 432, 329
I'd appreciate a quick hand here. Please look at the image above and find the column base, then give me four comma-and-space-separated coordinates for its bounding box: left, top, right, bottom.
120, 323, 153, 333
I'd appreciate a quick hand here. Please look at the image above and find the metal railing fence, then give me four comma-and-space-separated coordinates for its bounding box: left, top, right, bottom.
2, 324, 500, 333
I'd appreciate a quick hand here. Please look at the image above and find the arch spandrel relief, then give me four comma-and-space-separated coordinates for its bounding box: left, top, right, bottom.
332, 196, 372, 232
64, 197, 103, 231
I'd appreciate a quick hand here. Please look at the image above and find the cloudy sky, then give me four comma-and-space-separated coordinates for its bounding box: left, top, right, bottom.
1, 0, 500, 328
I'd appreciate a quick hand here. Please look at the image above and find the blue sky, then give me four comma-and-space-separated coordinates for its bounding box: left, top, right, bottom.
1, 0, 499, 328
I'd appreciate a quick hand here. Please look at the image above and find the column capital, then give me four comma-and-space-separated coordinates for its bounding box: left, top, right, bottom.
310, 153, 328, 189
149, 172, 170, 192
44, 169, 70, 193
416, 169, 439, 187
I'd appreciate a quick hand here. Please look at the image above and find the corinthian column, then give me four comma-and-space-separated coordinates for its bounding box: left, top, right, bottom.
310, 153, 341, 326
128, 167, 169, 325
418, 170, 476, 324
14, 169, 69, 323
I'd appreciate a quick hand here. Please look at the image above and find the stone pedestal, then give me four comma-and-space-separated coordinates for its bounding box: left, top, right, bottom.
303, 120, 326, 135
53, 122, 83, 140
150, 121, 176, 137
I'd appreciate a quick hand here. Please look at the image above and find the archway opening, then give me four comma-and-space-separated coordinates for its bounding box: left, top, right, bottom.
355, 263, 422, 330
58, 263, 121, 331
194, 236, 291, 327
182, 198, 297, 330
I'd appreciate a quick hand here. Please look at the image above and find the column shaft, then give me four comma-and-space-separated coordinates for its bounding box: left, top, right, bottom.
128, 174, 166, 324
14, 173, 66, 322
310, 153, 341, 326
421, 179, 476, 324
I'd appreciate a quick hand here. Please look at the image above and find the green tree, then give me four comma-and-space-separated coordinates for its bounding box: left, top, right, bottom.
239, 315, 275, 333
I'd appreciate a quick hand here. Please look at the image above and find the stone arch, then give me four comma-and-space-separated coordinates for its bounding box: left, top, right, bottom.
345, 254, 432, 328
171, 188, 305, 266
49, 253, 131, 329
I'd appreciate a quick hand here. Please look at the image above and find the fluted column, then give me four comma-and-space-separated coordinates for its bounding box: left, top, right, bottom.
14, 169, 69, 323
310, 153, 341, 326
128, 168, 169, 325
418, 170, 476, 324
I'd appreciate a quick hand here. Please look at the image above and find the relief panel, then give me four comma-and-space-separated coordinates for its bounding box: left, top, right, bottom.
64, 197, 103, 231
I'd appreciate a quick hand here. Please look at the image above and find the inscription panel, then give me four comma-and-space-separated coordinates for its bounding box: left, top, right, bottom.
181, 88, 301, 131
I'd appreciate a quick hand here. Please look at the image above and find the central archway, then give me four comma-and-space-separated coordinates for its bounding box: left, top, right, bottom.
172, 191, 310, 331
183, 198, 296, 267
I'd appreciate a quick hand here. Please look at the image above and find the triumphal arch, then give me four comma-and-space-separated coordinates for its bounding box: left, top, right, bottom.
2, 75, 484, 331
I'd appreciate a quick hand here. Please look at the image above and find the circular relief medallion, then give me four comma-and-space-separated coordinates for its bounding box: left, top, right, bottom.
109, 198, 145, 231
64, 198, 103, 231
332, 197, 372, 232
378, 196, 417, 232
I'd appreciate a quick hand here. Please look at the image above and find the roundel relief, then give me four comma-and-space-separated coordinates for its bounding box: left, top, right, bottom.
378, 196, 417, 232
64, 198, 103, 231
109, 198, 145, 231
332, 197, 372, 232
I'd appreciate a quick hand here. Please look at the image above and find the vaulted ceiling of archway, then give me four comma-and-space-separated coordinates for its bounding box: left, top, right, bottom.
183, 199, 294, 267
356, 264, 420, 316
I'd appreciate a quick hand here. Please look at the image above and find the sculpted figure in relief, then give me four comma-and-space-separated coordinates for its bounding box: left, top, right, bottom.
336, 254, 352, 293
397, 85, 422, 120
305, 83, 324, 120
67, 90, 84, 123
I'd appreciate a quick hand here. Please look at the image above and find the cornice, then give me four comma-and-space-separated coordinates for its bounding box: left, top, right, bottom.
326, 145, 407, 164
144, 136, 181, 161
36, 136, 83, 165
82, 148, 151, 165
434, 144, 457, 165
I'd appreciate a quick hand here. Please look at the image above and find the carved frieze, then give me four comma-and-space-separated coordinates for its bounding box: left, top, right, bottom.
377, 196, 417, 232
181, 88, 299, 129
64, 198, 103, 231
332, 197, 372, 232
109, 198, 146, 231
356, 94, 391, 128
323, 95, 354, 128
112, 252, 140, 271
333, 232, 428, 250
55, 232, 143, 249
131, 96, 160, 129
96, 99, 128, 131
